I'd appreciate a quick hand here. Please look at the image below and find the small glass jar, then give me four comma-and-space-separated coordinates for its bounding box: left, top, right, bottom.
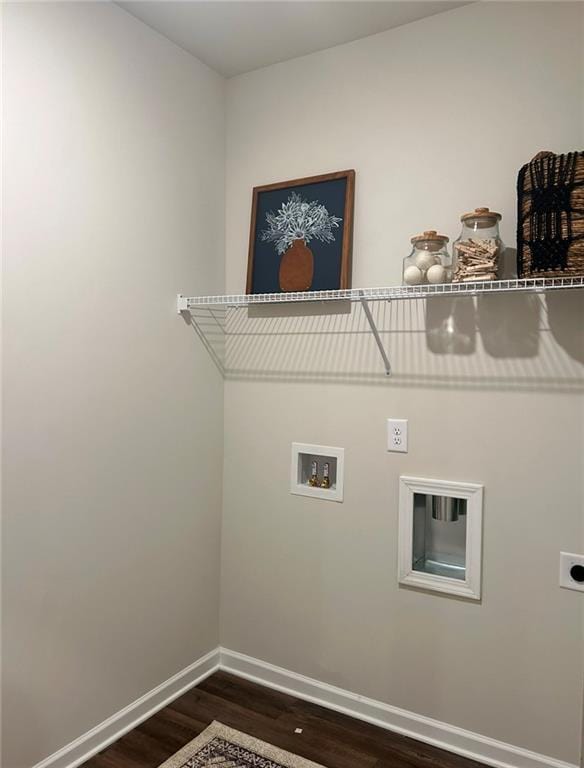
403, 231, 451, 286
453, 208, 503, 282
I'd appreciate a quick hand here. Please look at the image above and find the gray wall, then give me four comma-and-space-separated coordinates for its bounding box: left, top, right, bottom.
222, 3, 584, 763
3, 2, 584, 766
1, 4, 225, 766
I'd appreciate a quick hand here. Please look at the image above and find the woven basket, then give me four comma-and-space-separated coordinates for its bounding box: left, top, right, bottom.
517, 150, 584, 278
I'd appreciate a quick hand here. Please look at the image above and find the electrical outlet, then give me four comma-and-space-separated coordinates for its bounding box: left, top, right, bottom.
387, 419, 408, 453
560, 552, 584, 592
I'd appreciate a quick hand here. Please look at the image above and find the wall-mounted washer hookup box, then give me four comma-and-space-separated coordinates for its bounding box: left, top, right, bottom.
398, 476, 484, 600
290, 443, 344, 502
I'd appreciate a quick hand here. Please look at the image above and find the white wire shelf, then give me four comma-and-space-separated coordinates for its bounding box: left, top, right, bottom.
177, 276, 584, 378
177, 276, 584, 311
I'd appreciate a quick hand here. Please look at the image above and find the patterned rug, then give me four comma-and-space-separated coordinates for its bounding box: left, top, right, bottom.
158, 721, 326, 768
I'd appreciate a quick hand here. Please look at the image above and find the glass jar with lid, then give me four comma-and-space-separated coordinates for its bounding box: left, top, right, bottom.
453, 208, 503, 282
403, 230, 451, 286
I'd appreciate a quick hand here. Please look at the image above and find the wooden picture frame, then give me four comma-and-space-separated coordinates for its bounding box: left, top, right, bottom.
246, 170, 355, 295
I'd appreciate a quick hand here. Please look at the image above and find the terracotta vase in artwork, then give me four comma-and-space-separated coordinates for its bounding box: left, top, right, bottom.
279, 238, 314, 292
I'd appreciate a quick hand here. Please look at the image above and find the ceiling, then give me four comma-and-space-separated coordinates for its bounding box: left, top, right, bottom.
119, 1, 469, 78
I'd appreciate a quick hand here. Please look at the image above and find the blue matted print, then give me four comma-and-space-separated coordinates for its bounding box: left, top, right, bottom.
246, 170, 355, 295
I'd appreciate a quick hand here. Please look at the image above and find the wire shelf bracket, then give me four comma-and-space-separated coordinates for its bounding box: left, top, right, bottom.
359, 291, 391, 376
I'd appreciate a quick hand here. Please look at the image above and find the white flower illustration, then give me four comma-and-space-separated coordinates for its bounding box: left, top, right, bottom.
261, 191, 342, 255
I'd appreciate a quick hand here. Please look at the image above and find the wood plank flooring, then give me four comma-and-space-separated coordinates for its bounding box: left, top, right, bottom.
83, 671, 486, 768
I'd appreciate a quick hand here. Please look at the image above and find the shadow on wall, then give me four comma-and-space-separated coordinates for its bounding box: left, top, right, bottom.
185, 289, 584, 393
546, 289, 584, 364
424, 249, 539, 359
426, 293, 540, 359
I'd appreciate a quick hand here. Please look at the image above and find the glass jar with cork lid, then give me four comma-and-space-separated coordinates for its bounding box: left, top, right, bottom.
453, 208, 504, 282
403, 230, 452, 286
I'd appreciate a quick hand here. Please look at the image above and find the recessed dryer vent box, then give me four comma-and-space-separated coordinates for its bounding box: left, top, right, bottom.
398, 476, 483, 600
290, 443, 344, 502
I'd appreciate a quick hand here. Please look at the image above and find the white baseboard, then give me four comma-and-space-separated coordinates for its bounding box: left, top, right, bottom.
219, 647, 577, 768
31, 645, 577, 768
32, 648, 220, 768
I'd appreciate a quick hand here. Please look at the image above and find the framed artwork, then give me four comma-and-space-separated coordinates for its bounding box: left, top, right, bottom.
246, 169, 355, 295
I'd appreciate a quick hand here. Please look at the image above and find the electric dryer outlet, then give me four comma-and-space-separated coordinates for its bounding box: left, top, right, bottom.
560, 552, 584, 592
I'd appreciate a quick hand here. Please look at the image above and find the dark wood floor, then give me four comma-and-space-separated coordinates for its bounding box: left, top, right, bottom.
83, 671, 486, 768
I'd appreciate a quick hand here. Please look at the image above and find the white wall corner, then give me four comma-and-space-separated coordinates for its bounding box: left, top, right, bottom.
29, 647, 579, 768
219, 647, 578, 768
31, 648, 221, 768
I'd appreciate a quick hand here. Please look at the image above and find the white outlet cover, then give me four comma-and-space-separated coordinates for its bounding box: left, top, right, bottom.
560, 552, 584, 592
387, 418, 408, 453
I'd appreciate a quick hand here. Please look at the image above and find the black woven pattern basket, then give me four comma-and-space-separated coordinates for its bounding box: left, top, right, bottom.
517, 150, 584, 277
